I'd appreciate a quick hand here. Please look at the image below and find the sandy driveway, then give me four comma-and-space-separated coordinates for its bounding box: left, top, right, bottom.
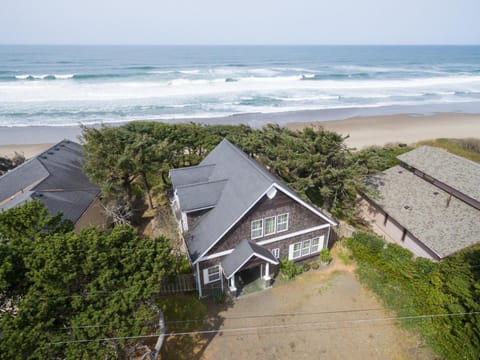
197, 267, 433, 360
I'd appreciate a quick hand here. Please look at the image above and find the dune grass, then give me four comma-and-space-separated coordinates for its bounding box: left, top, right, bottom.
417, 138, 480, 163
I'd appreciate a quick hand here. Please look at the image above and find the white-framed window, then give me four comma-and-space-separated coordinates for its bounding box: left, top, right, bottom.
264, 216, 276, 236
311, 237, 321, 253
289, 236, 324, 260
302, 239, 311, 256
292, 242, 302, 259
203, 265, 221, 285
276, 213, 289, 232
271, 248, 280, 259
251, 219, 263, 239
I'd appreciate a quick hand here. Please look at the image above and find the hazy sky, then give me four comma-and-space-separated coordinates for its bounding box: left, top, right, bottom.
1, 0, 479, 45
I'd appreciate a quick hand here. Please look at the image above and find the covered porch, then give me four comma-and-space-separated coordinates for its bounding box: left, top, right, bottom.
221, 239, 279, 297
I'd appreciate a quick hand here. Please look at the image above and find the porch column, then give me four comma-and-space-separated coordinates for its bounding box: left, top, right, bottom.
263, 262, 271, 281
229, 276, 237, 292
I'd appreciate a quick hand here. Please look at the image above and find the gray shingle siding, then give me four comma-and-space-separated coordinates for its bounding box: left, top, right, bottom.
169, 138, 335, 263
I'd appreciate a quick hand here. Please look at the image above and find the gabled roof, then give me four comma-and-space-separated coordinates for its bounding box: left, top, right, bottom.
176, 179, 227, 212
222, 239, 279, 279
367, 166, 480, 258
0, 140, 100, 224
397, 146, 480, 203
169, 138, 336, 263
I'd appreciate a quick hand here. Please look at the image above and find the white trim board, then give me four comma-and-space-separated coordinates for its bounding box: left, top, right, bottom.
192, 185, 274, 264
193, 183, 336, 265
199, 224, 330, 261
222, 252, 279, 280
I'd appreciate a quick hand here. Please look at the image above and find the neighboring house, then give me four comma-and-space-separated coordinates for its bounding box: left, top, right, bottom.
360, 146, 480, 260
169, 139, 337, 297
0, 140, 105, 230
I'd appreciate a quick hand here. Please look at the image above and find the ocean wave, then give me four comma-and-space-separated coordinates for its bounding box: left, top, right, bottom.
125, 65, 156, 70
15, 74, 75, 80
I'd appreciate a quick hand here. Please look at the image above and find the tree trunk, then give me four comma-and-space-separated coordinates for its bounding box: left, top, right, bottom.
141, 171, 154, 209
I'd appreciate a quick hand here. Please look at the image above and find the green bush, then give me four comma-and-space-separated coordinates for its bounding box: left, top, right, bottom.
311, 262, 320, 270
280, 259, 302, 280
319, 248, 332, 263
176, 255, 193, 274
346, 231, 480, 359
302, 262, 311, 272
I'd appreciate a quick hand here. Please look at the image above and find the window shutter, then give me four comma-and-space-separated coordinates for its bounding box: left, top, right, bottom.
203, 268, 210, 285
320, 235, 325, 249
288, 244, 294, 260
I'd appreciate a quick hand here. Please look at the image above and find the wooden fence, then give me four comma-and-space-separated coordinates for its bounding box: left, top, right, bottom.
160, 274, 197, 295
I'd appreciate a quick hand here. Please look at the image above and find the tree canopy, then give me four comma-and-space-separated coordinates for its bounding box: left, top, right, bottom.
0, 202, 176, 359
81, 122, 383, 222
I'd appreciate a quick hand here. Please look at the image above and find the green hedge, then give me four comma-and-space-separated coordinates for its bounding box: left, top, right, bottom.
346, 232, 480, 359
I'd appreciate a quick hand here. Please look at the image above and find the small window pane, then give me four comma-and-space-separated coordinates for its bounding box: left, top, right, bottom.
311, 238, 320, 253
264, 217, 276, 235
251, 219, 263, 238
277, 213, 289, 232
302, 240, 311, 256
293, 242, 302, 259
271, 248, 280, 259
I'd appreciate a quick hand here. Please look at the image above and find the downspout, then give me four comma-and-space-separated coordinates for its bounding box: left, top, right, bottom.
196, 262, 202, 298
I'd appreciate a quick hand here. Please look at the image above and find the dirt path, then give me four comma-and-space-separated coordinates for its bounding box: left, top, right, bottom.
199, 267, 433, 360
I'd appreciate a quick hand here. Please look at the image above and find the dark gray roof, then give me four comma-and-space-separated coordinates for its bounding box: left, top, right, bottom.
221, 239, 278, 279
397, 146, 480, 203
170, 164, 215, 187
0, 140, 100, 224
176, 179, 227, 212
170, 139, 336, 263
367, 166, 480, 258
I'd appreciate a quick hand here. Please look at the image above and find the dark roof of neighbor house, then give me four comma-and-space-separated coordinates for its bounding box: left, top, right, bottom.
221, 239, 279, 279
367, 165, 480, 258
0, 140, 100, 224
397, 146, 480, 203
170, 139, 336, 262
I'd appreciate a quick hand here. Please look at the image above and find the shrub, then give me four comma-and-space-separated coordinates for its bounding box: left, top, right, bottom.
320, 248, 332, 263
302, 262, 311, 272
280, 259, 302, 280
311, 262, 320, 270
346, 231, 480, 359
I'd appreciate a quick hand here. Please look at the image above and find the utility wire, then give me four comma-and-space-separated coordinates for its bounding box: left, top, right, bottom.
50, 310, 480, 345
57, 303, 452, 331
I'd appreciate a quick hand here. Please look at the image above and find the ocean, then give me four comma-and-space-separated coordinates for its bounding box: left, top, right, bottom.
1, 45, 480, 127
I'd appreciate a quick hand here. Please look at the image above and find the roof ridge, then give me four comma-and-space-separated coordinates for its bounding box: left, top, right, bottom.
176, 178, 228, 190
400, 145, 480, 168
170, 163, 216, 173
221, 138, 275, 184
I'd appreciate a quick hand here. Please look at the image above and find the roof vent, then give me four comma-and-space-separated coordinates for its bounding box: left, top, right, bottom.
54, 147, 60, 151
41, 156, 47, 159
267, 187, 277, 199
48, 151, 54, 155
404, 205, 411, 210
60, 144, 66, 147
398, 170, 403, 174
433, 191, 439, 196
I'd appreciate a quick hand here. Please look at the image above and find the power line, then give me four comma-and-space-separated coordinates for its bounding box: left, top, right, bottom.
50, 310, 480, 345
56, 303, 451, 331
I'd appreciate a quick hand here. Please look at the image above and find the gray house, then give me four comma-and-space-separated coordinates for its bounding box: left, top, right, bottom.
0, 140, 104, 230
170, 139, 337, 297
360, 146, 480, 260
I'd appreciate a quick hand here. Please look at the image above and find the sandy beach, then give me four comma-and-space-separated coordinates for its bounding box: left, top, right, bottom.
288, 112, 480, 149
0, 112, 479, 158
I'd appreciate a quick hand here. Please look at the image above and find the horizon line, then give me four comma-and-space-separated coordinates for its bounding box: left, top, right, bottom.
1, 43, 479, 47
